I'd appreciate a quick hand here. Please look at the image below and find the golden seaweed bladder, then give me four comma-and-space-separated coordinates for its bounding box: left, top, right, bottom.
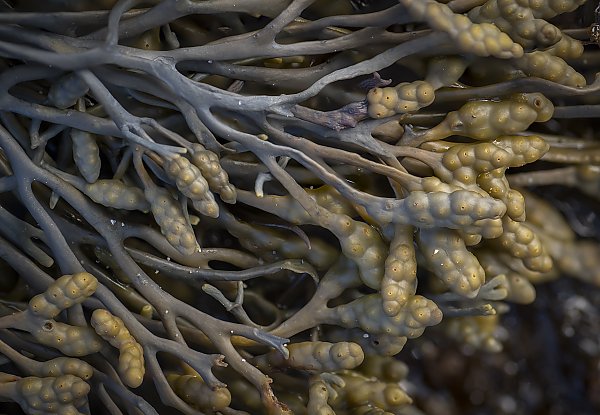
0, 1, 597, 414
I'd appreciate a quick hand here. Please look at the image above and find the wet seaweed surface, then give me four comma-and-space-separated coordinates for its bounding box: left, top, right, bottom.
0, 1, 599, 414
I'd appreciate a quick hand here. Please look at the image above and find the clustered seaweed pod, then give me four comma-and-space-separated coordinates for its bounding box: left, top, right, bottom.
0, 0, 598, 414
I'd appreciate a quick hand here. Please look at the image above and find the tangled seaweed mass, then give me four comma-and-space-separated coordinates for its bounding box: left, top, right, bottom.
0, 0, 599, 414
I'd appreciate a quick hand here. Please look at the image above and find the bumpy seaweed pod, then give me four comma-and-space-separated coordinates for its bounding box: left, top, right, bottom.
82, 180, 150, 212
28, 273, 98, 319
324, 213, 387, 290
493, 135, 550, 167
144, 185, 199, 256
332, 371, 412, 412
429, 142, 514, 210
190, 143, 237, 204
476, 135, 548, 221
261, 341, 364, 372
367, 81, 435, 119
238, 189, 386, 288
45, 151, 149, 211
91, 309, 145, 388
163, 154, 219, 218
398, 0, 523, 58
417, 228, 485, 298
474, 135, 547, 221
400, 184, 505, 239
166, 373, 231, 412
381, 224, 417, 316
517, 0, 585, 54
476, 169, 525, 221
476, 249, 536, 304
0, 374, 90, 415
438, 141, 514, 180
513, 51, 586, 87
332, 294, 442, 338
27, 320, 103, 357
544, 34, 583, 59
468, 0, 562, 49
493, 216, 552, 273
515, 0, 587, 19
509, 0, 585, 57
404, 93, 553, 143
307, 378, 335, 415
29, 358, 94, 381
307, 185, 358, 216
47, 73, 89, 109
446, 315, 503, 352
425, 56, 468, 90
71, 129, 101, 184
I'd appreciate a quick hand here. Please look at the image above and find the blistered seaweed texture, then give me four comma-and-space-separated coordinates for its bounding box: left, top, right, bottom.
468, 0, 562, 48
381, 224, 417, 316
144, 185, 199, 256
71, 128, 101, 184
0, 1, 598, 414
399, 0, 523, 58
402, 93, 554, 145
367, 81, 435, 119
27, 320, 103, 358
330, 371, 413, 412
334, 293, 443, 338
493, 216, 553, 273
28, 273, 97, 319
0, 374, 90, 415
400, 187, 506, 238
190, 143, 237, 204
515, 0, 587, 19
513, 51, 586, 87
167, 372, 232, 412
78, 180, 150, 212
418, 228, 485, 298
91, 309, 145, 388
476, 249, 537, 304
163, 154, 219, 218
26, 358, 94, 381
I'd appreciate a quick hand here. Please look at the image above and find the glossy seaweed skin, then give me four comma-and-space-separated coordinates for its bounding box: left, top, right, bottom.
0, 1, 597, 414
